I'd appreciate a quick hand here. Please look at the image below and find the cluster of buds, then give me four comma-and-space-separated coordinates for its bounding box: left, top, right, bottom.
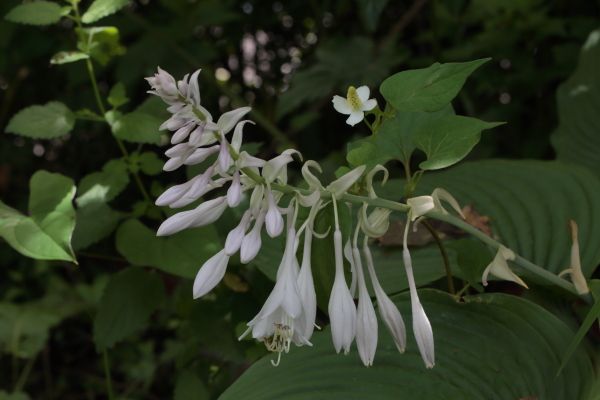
147, 68, 438, 367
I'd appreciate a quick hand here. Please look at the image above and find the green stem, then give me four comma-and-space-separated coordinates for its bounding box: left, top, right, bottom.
14, 356, 36, 392
102, 350, 115, 400
422, 220, 455, 294
429, 211, 589, 301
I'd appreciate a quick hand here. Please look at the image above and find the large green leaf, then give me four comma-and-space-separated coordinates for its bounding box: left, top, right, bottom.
380, 58, 489, 112
381, 160, 600, 277
115, 219, 221, 278
107, 109, 163, 144
221, 290, 596, 400
6, 102, 75, 139
93, 267, 165, 351
0, 171, 76, 262
415, 115, 503, 170
4, 1, 64, 26
82, 0, 130, 24
551, 29, 600, 178
77, 158, 130, 207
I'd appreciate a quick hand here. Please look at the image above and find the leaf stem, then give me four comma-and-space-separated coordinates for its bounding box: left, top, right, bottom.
13, 356, 36, 392
102, 349, 115, 400
422, 220, 455, 294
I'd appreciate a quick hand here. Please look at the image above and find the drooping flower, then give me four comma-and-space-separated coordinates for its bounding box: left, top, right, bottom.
559, 220, 589, 295
332, 86, 377, 126
482, 245, 528, 288
193, 250, 230, 299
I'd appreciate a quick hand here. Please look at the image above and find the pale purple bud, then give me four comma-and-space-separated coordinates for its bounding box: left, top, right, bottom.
227, 172, 242, 207
193, 250, 229, 299
265, 190, 284, 238
171, 122, 196, 144
240, 211, 265, 264
184, 145, 220, 165
157, 196, 227, 236
225, 211, 252, 255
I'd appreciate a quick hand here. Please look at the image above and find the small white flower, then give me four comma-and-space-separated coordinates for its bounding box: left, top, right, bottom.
482, 245, 528, 288
328, 230, 357, 354
193, 249, 230, 299
332, 86, 377, 126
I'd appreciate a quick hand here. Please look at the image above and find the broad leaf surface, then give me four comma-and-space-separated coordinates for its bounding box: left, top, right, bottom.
82, 0, 130, 24
4, 1, 63, 26
93, 267, 165, 350
6, 102, 75, 139
115, 219, 220, 278
551, 29, 600, 178
380, 58, 489, 112
0, 171, 76, 262
222, 290, 595, 400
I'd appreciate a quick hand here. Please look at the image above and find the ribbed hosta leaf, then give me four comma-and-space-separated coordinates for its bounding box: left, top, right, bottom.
552, 29, 600, 178
381, 160, 600, 277
222, 290, 595, 400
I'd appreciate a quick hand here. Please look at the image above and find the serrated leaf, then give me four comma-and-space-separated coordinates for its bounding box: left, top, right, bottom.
551, 29, 600, 179
415, 115, 503, 170
6, 102, 75, 139
76, 159, 130, 207
93, 267, 165, 351
81, 0, 129, 24
76, 26, 125, 65
4, 1, 63, 26
380, 58, 490, 112
107, 82, 129, 108
115, 219, 220, 278
0, 171, 76, 262
50, 51, 89, 65
222, 290, 595, 400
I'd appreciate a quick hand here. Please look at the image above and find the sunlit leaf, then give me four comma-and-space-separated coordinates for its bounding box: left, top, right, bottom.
6, 102, 75, 139
4, 1, 64, 26
82, 0, 130, 24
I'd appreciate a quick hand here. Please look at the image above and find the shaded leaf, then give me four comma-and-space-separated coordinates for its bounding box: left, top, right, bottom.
4, 1, 63, 26
174, 371, 210, 400
76, 158, 130, 207
107, 82, 129, 108
6, 102, 75, 139
115, 219, 220, 278
93, 267, 165, 350
82, 0, 130, 24
221, 291, 595, 400
76, 26, 125, 65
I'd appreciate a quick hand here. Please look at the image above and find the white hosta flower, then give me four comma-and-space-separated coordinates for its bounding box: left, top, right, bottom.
218, 135, 233, 172
326, 165, 366, 197
402, 217, 435, 368
157, 196, 228, 236
296, 201, 320, 340
227, 172, 242, 207
343, 240, 358, 297
265, 189, 284, 238
241, 228, 311, 366
332, 86, 377, 126
215, 107, 252, 136
352, 245, 378, 367
328, 230, 357, 354
240, 210, 266, 263
262, 149, 302, 184
225, 211, 252, 255
559, 220, 589, 295
360, 205, 391, 238
193, 250, 230, 299
482, 245, 528, 288
406, 188, 466, 221
363, 241, 406, 353
146, 67, 180, 103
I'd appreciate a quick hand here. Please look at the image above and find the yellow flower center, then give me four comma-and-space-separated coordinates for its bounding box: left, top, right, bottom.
346, 86, 362, 111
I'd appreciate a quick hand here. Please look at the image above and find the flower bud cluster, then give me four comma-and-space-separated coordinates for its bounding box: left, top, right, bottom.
148, 68, 435, 368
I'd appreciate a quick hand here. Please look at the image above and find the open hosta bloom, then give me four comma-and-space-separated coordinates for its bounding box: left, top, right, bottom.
149, 68, 459, 368
332, 86, 377, 126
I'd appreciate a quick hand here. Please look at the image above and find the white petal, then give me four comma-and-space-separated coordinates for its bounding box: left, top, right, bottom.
332, 95, 352, 115
265, 191, 284, 238
344, 240, 357, 297
326, 165, 366, 197
432, 188, 465, 219
363, 243, 406, 353
231, 120, 255, 152
193, 250, 229, 299
412, 298, 435, 369
218, 138, 233, 172
187, 69, 202, 106
163, 157, 184, 172
171, 122, 196, 144
297, 227, 317, 339
216, 107, 252, 134
361, 98, 377, 112
346, 111, 364, 126
262, 149, 301, 183
356, 86, 370, 102
482, 247, 528, 288
155, 181, 192, 207
225, 211, 251, 255
157, 197, 226, 236
407, 195, 435, 221
237, 151, 265, 168
227, 172, 242, 207
184, 145, 220, 165
301, 160, 324, 190
353, 247, 378, 366
240, 212, 265, 263
249, 184, 265, 214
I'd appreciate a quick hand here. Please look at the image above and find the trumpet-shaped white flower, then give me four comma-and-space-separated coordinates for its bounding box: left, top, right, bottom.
326, 165, 366, 197
240, 209, 266, 264
482, 245, 528, 288
362, 240, 406, 353
352, 243, 378, 366
296, 202, 320, 340
328, 229, 357, 354
332, 86, 377, 126
193, 250, 230, 299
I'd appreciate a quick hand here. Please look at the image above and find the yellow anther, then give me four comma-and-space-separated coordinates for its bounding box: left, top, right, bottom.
346, 86, 362, 111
